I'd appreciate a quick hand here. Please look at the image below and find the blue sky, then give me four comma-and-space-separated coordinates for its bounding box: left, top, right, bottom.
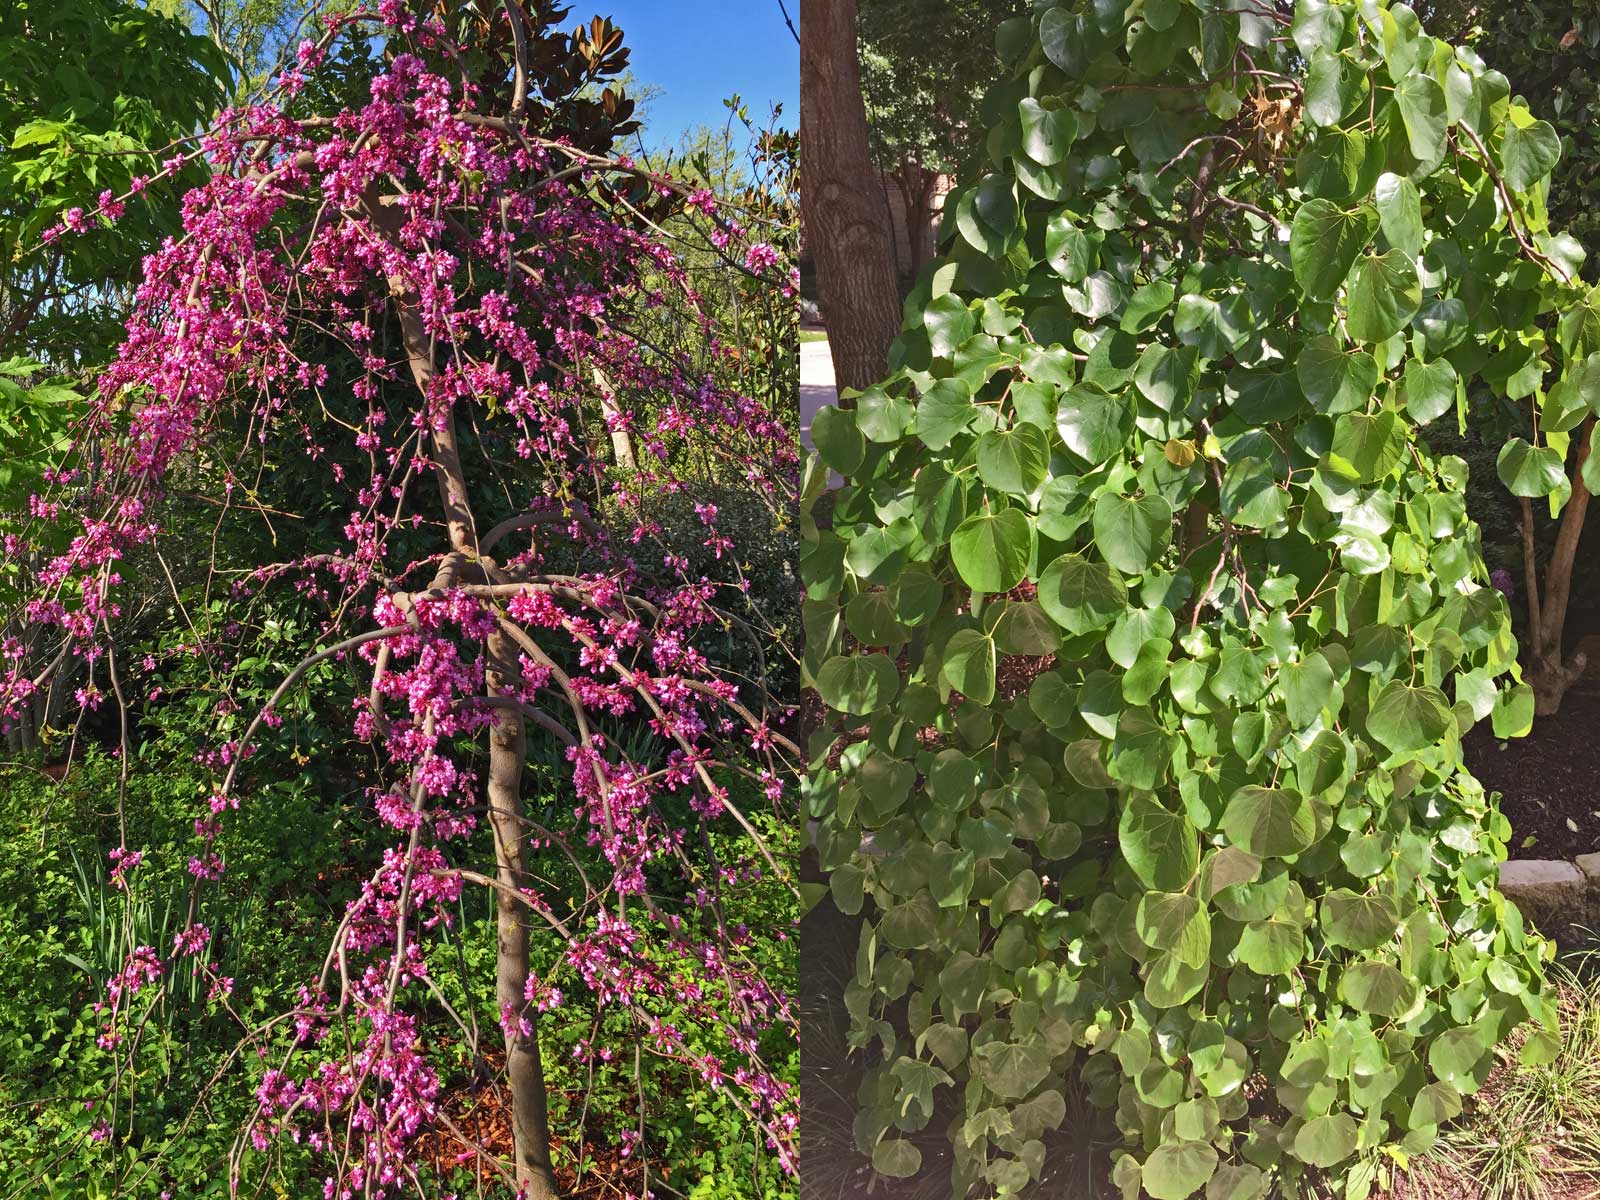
583, 0, 799, 148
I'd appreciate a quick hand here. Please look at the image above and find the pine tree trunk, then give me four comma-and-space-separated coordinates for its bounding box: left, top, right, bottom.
800, 0, 901, 394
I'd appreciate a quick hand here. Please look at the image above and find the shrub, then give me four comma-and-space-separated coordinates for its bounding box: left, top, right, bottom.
801, 2, 1578, 1196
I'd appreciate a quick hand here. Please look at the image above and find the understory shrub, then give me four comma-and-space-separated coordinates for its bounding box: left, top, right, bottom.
801, 1, 1595, 1196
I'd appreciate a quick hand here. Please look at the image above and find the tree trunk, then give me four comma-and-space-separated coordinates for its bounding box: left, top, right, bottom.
1519, 416, 1594, 716
367, 183, 560, 1194
897, 160, 938, 278
486, 628, 560, 1200
592, 364, 636, 471
800, 0, 902, 394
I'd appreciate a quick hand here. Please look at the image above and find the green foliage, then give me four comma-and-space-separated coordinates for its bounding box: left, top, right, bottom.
801, 1, 1584, 1195
0, 0, 229, 362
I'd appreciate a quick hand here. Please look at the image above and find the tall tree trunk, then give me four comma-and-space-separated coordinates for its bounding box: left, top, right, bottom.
486, 628, 559, 1200
800, 0, 901, 394
367, 183, 559, 1194
1520, 415, 1594, 716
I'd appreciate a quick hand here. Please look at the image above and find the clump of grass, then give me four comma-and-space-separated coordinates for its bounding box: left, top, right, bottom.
1408, 953, 1600, 1200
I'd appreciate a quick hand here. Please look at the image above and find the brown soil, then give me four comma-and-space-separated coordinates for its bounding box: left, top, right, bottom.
1464, 676, 1600, 859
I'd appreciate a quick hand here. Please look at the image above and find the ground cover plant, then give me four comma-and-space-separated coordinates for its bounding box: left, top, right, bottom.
0, 1, 799, 1196
800, 0, 1599, 1196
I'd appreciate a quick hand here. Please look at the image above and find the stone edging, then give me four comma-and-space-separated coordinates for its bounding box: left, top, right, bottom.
1497, 856, 1600, 940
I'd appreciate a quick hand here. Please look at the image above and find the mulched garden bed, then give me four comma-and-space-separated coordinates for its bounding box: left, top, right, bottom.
1465, 670, 1600, 859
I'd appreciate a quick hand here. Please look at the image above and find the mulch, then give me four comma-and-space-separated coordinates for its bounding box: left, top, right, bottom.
1465, 661, 1600, 859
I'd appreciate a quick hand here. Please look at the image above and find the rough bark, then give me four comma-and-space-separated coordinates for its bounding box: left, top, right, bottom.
800, 0, 902, 394
896, 159, 939, 278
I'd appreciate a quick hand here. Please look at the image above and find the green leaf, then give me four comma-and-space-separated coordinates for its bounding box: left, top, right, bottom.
872, 1139, 922, 1179
1292, 201, 1378, 300
1019, 97, 1077, 166
1282, 652, 1338, 727
1205, 1164, 1267, 1200
1428, 1025, 1490, 1089
1046, 213, 1097, 282
1338, 961, 1418, 1017
1056, 383, 1133, 464
977, 423, 1051, 495
1142, 1140, 1219, 1200
1297, 336, 1379, 415
942, 629, 997, 704
1137, 892, 1211, 966
1221, 787, 1317, 858
930, 843, 977, 908
1393, 72, 1447, 162
1321, 889, 1401, 950
1174, 293, 1248, 359
951, 509, 1033, 593
1304, 50, 1354, 127
1345, 251, 1421, 343
1502, 119, 1562, 192
1292, 0, 1344, 57
1402, 357, 1457, 424
1496, 438, 1566, 498
1092, 492, 1173, 576
916, 378, 977, 450
1329, 410, 1406, 482
816, 655, 900, 715
1374, 172, 1423, 258
1294, 1113, 1357, 1168
1236, 915, 1304, 975
1121, 280, 1176, 334
1134, 343, 1198, 411
857, 387, 914, 442
1368, 679, 1452, 753
1119, 795, 1199, 891
1410, 1080, 1463, 1127
1039, 552, 1127, 634
811, 405, 865, 475
972, 1039, 1051, 1099
925, 294, 975, 357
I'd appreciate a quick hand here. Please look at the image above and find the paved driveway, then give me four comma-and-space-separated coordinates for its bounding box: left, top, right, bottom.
799, 336, 837, 452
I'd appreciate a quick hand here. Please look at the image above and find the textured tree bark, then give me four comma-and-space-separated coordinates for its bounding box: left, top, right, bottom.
800, 0, 902, 394
896, 159, 939, 278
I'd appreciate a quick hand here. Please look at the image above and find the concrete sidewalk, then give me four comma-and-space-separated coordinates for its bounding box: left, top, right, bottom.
799, 336, 837, 452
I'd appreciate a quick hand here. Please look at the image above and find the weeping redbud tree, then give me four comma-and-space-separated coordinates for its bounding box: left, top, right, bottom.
1, 2, 798, 1196
804, 0, 1578, 1197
